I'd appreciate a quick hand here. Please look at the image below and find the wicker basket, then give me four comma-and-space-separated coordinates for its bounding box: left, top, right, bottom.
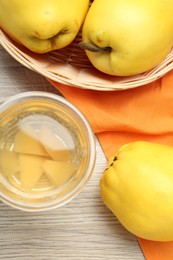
0, 28, 173, 91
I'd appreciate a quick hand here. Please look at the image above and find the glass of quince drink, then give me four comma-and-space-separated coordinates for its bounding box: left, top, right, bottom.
0, 92, 95, 211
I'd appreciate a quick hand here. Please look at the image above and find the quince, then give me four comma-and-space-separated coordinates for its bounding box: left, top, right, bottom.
0, 0, 89, 53
100, 141, 173, 241
80, 0, 173, 76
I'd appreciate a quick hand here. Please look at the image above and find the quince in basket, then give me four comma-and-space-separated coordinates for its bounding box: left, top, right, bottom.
0, 0, 89, 53
100, 141, 173, 241
80, 0, 173, 76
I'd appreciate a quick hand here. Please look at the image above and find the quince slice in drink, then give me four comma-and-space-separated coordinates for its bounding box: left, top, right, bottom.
43, 160, 76, 187
0, 149, 19, 177
13, 124, 49, 157
19, 154, 45, 190
39, 125, 71, 161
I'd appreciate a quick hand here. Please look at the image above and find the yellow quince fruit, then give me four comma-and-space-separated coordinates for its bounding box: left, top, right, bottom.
0, 0, 89, 53
80, 0, 173, 76
100, 141, 173, 241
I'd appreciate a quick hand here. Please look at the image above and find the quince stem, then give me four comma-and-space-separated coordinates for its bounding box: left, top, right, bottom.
79, 42, 112, 53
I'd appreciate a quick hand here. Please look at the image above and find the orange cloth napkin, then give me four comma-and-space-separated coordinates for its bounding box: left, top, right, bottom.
48, 69, 173, 259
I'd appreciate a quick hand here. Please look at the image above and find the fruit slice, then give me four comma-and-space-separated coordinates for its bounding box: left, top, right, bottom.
43, 160, 76, 187
19, 154, 45, 190
0, 149, 19, 177
39, 125, 71, 161
13, 124, 49, 157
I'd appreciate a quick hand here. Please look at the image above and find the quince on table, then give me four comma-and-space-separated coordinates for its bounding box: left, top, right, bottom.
100, 141, 173, 241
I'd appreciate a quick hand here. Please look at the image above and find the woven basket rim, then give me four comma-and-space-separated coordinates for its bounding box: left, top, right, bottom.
0, 29, 173, 91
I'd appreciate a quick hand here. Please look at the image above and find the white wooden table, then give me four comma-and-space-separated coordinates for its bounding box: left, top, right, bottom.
0, 44, 144, 260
